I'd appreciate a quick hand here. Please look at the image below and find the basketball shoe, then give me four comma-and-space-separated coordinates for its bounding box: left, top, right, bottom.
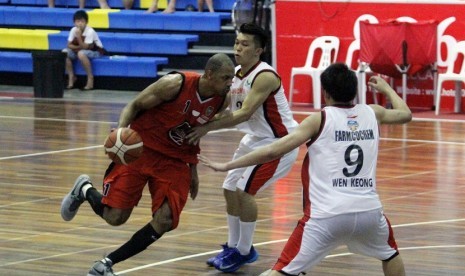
87, 259, 117, 276
60, 174, 91, 221
214, 246, 259, 273
206, 243, 235, 267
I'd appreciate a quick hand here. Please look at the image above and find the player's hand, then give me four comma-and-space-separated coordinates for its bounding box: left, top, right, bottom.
367, 76, 391, 94
197, 154, 228, 172
189, 164, 199, 200
185, 126, 208, 145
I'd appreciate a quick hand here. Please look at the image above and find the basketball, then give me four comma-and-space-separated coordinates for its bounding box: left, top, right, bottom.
104, 128, 143, 165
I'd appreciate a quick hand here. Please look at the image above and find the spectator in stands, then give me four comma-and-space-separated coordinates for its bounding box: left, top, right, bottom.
146, 0, 214, 13
97, 0, 112, 9
198, 0, 214, 12
96, 0, 133, 9
147, 0, 176, 13
62, 10, 105, 90
48, 0, 110, 9
47, 0, 55, 8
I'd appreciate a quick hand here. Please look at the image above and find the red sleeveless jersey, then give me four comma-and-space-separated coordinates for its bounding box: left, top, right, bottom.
131, 72, 226, 164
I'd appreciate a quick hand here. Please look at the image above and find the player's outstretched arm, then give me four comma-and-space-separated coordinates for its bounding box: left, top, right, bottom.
198, 112, 321, 171
368, 76, 412, 125
186, 72, 278, 145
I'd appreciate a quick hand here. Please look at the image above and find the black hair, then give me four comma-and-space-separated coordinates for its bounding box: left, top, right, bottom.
320, 63, 358, 103
73, 10, 88, 22
239, 23, 268, 50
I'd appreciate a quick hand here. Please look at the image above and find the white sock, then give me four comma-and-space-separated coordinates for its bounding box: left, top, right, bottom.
236, 220, 256, 255
227, 214, 240, 247
81, 183, 93, 199
102, 257, 113, 266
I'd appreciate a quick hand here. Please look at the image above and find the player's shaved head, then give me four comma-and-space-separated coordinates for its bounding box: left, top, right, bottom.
205, 53, 234, 72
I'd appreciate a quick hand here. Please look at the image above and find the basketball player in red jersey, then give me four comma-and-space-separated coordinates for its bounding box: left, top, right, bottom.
60, 53, 235, 276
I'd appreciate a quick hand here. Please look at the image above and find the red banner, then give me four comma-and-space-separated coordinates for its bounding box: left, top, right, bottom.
360, 20, 438, 78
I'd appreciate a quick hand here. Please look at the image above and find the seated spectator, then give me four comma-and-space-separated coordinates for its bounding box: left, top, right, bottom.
198, 0, 214, 12
48, 0, 84, 8
62, 10, 106, 90
96, 0, 132, 9
48, 0, 108, 9
147, 0, 176, 13
52, 0, 130, 10
96, 0, 112, 9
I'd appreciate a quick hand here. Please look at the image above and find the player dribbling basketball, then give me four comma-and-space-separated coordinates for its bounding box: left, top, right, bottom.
60, 53, 235, 276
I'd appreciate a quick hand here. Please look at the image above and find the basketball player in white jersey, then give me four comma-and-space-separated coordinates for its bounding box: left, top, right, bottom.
186, 23, 299, 273
198, 63, 410, 276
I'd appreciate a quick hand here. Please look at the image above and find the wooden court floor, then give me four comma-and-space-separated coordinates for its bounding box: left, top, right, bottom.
0, 96, 464, 276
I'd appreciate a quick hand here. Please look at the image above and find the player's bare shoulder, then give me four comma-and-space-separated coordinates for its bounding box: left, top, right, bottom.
159, 73, 183, 90
152, 73, 184, 101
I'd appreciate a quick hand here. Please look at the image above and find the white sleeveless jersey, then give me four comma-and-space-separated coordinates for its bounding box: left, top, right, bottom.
303, 105, 382, 218
230, 62, 297, 138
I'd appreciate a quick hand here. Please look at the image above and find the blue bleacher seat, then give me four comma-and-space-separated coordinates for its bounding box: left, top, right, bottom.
0, 51, 32, 72
0, 51, 168, 77
47, 32, 199, 55
0, 7, 73, 27
0, 7, 230, 32
74, 56, 168, 77
8, 0, 235, 11
110, 10, 230, 32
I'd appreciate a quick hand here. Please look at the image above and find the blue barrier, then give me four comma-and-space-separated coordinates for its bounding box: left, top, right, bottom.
0, 51, 168, 77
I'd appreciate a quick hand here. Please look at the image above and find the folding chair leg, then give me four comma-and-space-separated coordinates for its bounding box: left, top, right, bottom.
289, 75, 295, 107
435, 82, 443, 115
454, 81, 462, 113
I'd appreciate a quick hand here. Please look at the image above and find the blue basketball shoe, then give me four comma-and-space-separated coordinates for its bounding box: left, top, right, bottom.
206, 243, 235, 267
214, 246, 259, 273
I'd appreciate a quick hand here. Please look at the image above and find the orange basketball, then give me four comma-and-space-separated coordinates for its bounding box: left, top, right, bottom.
104, 128, 143, 165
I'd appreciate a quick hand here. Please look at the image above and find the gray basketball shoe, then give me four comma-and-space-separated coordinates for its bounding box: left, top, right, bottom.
87, 259, 117, 276
60, 174, 91, 221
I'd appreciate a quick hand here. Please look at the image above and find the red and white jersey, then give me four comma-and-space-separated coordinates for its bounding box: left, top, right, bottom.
230, 61, 297, 138
303, 104, 382, 218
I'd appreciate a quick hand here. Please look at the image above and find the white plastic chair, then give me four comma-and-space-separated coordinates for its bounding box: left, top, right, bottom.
435, 40, 465, 115
345, 14, 379, 104
434, 17, 456, 107
288, 36, 339, 109
396, 16, 417, 23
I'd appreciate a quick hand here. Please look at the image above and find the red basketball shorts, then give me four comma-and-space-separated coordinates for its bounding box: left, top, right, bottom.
101, 148, 191, 229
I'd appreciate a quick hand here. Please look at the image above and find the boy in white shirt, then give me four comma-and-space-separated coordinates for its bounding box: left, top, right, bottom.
62, 10, 105, 90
